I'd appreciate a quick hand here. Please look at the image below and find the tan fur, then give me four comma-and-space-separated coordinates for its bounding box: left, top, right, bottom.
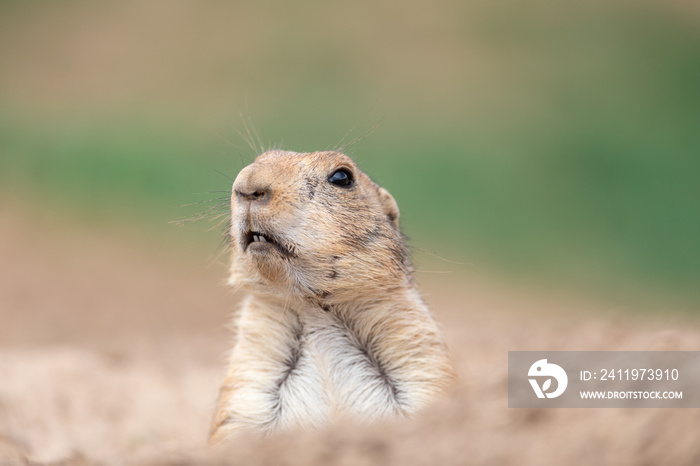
210, 150, 455, 444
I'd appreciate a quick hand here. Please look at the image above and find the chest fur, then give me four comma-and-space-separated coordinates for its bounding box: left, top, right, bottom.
271, 309, 405, 429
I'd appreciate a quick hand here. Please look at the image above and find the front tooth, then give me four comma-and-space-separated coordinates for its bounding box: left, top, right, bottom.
259, 236, 267, 243
253, 235, 260, 242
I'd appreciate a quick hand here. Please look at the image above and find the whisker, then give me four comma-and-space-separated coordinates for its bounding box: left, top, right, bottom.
332, 109, 385, 154
250, 119, 266, 154
191, 191, 232, 195
341, 117, 384, 154
206, 213, 232, 232
212, 126, 255, 168
234, 114, 258, 154
214, 169, 235, 182
243, 96, 266, 153
412, 245, 468, 265
332, 124, 358, 152
205, 211, 231, 224
212, 130, 245, 152
180, 197, 229, 208
239, 112, 264, 155
171, 200, 230, 226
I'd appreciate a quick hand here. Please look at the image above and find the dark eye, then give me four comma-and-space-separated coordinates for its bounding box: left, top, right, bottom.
328, 168, 353, 187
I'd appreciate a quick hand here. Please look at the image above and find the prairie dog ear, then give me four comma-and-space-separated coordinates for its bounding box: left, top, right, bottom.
377, 187, 400, 229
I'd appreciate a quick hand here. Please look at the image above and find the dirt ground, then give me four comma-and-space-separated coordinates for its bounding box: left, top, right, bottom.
1, 200, 699, 466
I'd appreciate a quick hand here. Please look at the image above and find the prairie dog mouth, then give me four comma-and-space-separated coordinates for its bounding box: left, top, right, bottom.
243, 230, 293, 256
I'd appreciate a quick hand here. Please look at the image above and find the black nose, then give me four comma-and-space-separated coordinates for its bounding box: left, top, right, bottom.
235, 188, 269, 202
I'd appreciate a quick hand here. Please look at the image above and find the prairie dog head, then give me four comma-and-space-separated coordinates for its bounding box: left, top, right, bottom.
228, 150, 410, 302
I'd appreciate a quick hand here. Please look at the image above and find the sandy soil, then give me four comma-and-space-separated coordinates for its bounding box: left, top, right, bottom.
1, 201, 699, 466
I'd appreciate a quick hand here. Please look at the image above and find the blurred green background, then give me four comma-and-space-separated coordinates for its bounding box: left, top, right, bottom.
1, 0, 698, 308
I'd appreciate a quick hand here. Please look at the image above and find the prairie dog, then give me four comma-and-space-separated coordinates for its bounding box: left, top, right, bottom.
210, 150, 455, 444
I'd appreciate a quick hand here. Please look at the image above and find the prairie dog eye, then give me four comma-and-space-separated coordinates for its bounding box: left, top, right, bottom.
328, 168, 353, 187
